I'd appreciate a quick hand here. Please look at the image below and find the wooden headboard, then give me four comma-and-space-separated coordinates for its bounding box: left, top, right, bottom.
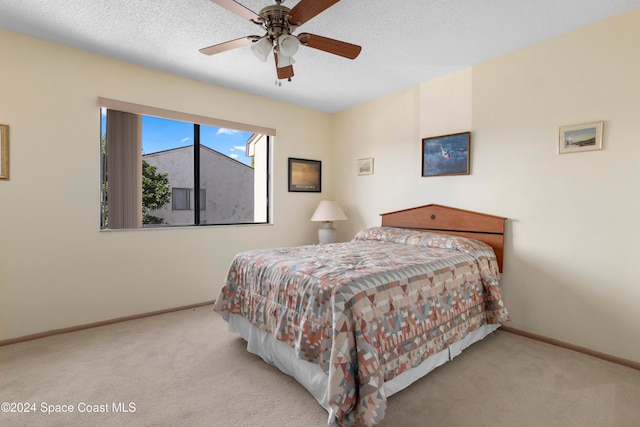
380, 204, 506, 272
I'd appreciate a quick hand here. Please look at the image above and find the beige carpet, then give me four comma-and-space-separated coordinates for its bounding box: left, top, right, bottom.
1, 305, 639, 427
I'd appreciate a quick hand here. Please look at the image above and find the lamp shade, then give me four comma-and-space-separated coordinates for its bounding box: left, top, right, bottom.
251, 38, 272, 62
311, 201, 347, 222
277, 34, 300, 58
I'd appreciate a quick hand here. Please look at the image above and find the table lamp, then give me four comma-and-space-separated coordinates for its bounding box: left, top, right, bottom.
310, 200, 348, 244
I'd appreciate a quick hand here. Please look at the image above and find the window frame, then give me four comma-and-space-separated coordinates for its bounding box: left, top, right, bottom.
99, 98, 274, 229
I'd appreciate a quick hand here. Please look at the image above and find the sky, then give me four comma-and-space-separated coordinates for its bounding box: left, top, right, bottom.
141, 116, 254, 166
101, 110, 255, 167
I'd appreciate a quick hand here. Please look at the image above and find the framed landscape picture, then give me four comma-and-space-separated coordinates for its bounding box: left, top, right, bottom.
559, 121, 603, 154
422, 132, 470, 177
357, 157, 374, 175
288, 158, 321, 192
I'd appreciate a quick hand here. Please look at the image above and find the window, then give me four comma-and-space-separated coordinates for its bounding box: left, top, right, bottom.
172, 188, 206, 211
172, 188, 190, 211
99, 98, 272, 229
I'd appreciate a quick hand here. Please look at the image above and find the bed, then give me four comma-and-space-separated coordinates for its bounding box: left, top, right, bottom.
213, 204, 509, 427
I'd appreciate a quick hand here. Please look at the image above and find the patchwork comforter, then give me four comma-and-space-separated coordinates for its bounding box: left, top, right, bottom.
214, 227, 509, 426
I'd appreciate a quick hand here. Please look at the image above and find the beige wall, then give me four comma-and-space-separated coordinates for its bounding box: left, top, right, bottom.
2, 9, 639, 365
332, 9, 640, 363
0, 29, 331, 340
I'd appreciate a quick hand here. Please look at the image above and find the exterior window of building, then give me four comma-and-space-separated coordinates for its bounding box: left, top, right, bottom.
171, 188, 206, 211
198, 189, 206, 211
99, 100, 271, 229
172, 188, 189, 210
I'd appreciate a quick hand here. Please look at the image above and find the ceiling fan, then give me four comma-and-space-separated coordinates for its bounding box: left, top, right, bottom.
199, 0, 362, 81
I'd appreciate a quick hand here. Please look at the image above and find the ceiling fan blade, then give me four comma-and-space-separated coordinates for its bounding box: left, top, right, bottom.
298, 33, 361, 59
288, 0, 340, 26
274, 53, 294, 80
199, 36, 254, 55
209, 0, 259, 21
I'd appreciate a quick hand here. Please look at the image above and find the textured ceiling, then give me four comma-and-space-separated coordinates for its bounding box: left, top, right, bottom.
1, 0, 639, 113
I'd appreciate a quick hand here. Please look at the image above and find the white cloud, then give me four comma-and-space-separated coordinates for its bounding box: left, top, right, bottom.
230, 153, 239, 159
181, 137, 191, 143
217, 128, 240, 136
230, 145, 246, 151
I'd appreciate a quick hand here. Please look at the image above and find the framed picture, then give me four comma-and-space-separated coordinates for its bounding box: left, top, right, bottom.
357, 157, 374, 175
0, 124, 8, 180
288, 158, 321, 192
559, 121, 603, 154
422, 131, 470, 177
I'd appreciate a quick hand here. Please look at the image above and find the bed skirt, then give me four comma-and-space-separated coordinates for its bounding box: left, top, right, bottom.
227, 313, 500, 421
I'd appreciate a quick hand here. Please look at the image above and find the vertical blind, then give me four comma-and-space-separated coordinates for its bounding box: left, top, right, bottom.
106, 110, 142, 229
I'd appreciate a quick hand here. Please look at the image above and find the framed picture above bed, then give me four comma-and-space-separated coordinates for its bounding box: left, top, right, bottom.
558, 121, 603, 154
422, 132, 470, 177
288, 158, 321, 192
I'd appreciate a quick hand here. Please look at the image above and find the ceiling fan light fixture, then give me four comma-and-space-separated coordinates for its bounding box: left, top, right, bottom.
277, 34, 300, 58
202, 0, 362, 79
251, 37, 272, 62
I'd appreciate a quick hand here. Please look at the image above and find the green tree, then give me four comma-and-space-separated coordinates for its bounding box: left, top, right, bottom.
142, 160, 170, 224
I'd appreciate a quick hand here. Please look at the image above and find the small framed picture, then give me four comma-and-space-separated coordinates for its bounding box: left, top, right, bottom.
288, 158, 321, 192
422, 132, 470, 177
0, 124, 9, 180
357, 158, 374, 175
559, 121, 603, 154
